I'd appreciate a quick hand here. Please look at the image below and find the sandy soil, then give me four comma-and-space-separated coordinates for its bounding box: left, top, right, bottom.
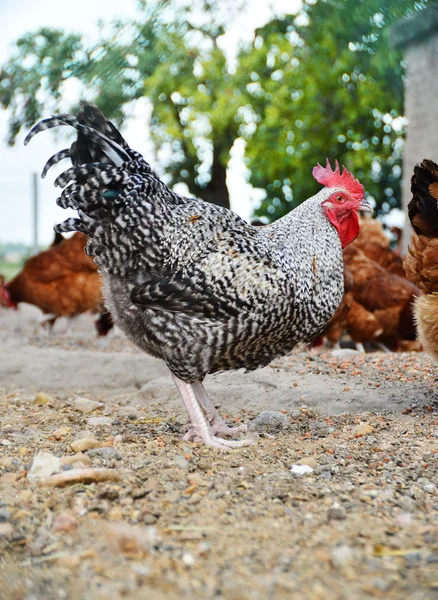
0, 304, 437, 600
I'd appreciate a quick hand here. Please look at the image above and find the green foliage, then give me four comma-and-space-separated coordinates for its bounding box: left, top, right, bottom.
0, 0, 429, 217
239, 0, 428, 220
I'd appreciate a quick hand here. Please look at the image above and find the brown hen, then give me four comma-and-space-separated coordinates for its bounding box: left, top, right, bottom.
344, 245, 419, 348
0, 233, 112, 335
404, 159, 438, 360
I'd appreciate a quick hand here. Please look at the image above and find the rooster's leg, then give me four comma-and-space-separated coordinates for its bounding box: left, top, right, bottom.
192, 381, 248, 436
171, 375, 252, 450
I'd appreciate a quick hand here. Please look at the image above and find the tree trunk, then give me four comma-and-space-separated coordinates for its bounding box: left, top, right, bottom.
199, 151, 230, 209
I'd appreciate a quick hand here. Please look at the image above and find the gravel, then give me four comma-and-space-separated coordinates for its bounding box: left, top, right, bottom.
0, 307, 437, 599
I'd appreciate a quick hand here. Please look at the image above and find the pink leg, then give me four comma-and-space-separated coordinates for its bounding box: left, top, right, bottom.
172, 375, 252, 451
192, 381, 248, 437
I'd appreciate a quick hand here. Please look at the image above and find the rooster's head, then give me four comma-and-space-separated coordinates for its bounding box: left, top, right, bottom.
313, 159, 371, 248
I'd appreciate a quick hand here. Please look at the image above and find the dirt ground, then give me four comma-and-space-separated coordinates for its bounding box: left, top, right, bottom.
0, 305, 437, 600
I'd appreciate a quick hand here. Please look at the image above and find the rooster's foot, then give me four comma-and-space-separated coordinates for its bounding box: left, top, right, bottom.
210, 420, 248, 436
192, 380, 248, 436
173, 374, 253, 451
183, 427, 252, 449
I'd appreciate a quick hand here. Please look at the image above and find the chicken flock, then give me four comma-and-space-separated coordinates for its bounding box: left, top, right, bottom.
0, 101, 435, 449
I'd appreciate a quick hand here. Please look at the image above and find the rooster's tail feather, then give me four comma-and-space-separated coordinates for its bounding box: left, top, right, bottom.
408, 159, 438, 237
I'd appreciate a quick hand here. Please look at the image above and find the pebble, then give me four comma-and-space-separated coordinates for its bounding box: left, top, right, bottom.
0, 523, 13, 537
53, 426, 73, 438
53, 513, 79, 533
330, 544, 356, 568
74, 397, 105, 414
39, 468, 121, 488
60, 453, 92, 467
16, 490, 33, 503
56, 555, 81, 569
70, 438, 103, 453
249, 411, 289, 433
422, 483, 437, 494
295, 457, 317, 470
291, 464, 314, 476
101, 522, 158, 555
87, 447, 121, 460
87, 416, 113, 427
331, 349, 360, 358
0, 509, 11, 523
27, 452, 62, 481
327, 507, 347, 521
33, 392, 52, 405
118, 406, 141, 419
352, 423, 374, 436
174, 456, 189, 470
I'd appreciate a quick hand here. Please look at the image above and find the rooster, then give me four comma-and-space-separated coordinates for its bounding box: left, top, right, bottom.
0, 232, 113, 336
25, 102, 370, 449
404, 159, 438, 360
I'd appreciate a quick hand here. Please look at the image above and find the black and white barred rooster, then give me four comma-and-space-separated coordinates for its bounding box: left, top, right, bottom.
26, 102, 370, 450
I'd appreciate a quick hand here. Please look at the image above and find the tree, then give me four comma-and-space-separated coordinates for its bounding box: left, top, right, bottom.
0, 0, 247, 209
237, 0, 428, 221
0, 0, 428, 218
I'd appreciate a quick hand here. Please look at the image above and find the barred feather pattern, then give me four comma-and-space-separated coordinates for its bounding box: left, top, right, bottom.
27, 102, 345, 382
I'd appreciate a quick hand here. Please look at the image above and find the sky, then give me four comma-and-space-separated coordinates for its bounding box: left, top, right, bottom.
0, 0, 300, 246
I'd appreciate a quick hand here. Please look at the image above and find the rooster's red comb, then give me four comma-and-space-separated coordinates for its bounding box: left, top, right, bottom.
312, 159, 364, 200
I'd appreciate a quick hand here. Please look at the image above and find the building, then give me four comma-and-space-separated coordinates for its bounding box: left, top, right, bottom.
391, 4, 438, 252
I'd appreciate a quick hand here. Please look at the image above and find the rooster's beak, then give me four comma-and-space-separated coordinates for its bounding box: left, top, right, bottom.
358, 199, 373, 214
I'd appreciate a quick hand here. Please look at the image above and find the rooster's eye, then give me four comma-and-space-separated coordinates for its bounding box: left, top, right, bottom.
336, 195, 345, 203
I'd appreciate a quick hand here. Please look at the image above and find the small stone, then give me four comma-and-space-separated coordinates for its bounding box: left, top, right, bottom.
249, 411, 289, 433
422, 483, 437, 494
1, 439, 12, 446
405, 552, 422, 567
295, 457, 317, 470
0, 509, 11, 523
327, 507, 346, 521
74, 397, 104, 414
101, 522, 157, 556
33, 392, 52, 405
330, 544, 355, 568
331, 349, 360, 358
60, 453, 92, 467
56, 555, 81, 569
108, 507, 124, 521
87, 447, 121, 460
352, 423, 374, 437
174, 456, 189, 469
118, 406, 141, 419
114, 435, 123, 444
28, 453, 62, 481
53, 513, 78, 533
291, 464, 314, 476
16, 490, 33, 503
0, 473, 21, 483
70, 438, 103, 453
53, 426, 73, 438
182, 552, 196, 567
87, 417, 113, 427
396, 513, 414, 527
40, 468, 121, 488
0, 523, 13, 537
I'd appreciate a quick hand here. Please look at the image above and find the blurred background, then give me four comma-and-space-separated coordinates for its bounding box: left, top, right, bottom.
0, 0, 431, 277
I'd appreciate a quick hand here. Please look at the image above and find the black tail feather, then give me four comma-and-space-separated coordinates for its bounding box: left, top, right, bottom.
408, 159, 438, 236
41, 148, 71, 179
